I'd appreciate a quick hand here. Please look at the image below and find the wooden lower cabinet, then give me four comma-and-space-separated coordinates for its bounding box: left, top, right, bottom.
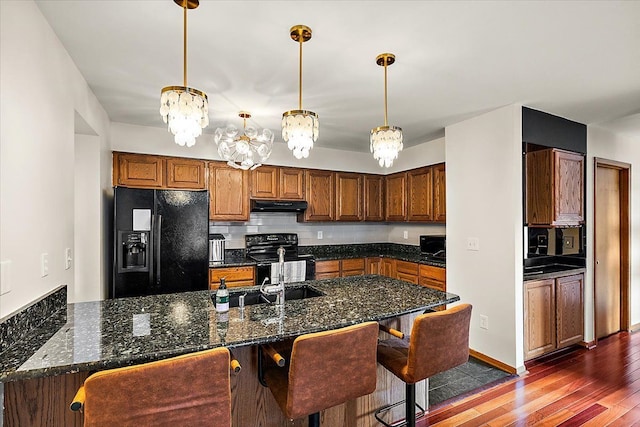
315, 260, 340, 279
365, 257, 381, 274
315, 258, 365, 278
396, 260, 419, 284
524, 273, 583, 360
209, 266, 255, 290
380, 258, 396, 278
419, 265, 446, 291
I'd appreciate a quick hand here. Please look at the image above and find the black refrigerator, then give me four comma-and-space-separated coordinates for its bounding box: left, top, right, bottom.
113, 187, 209, 298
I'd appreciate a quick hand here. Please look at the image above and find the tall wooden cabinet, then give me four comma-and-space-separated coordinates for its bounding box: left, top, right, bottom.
524, 273, 584, 360
335, 172, 363, 221
526, 148, 584, 226
385, 172, 407, 221
301, 170, 335, 222
407, 167, 433, 221
433, 163, 446, 222
364, 175, 385, 221
208, 162, 249, 221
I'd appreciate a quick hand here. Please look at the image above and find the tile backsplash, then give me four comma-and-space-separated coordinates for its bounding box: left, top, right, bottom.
210, 213, 446, 249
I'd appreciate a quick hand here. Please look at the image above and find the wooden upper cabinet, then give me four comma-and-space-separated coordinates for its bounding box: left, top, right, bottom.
407, 167, 433, 222
364, 175, 385, 221
279, 167, 305, 200
250, 166, 305, 200
250, 166, 278, 199
302, 170, 335, 221
335, 172, 363, 221
208, 162, 249, 221
114, 152, 164, 188
526, 148, 584, 226
432, 163, 446, 222
166, 158, 206, 189
385, 172, 407, 221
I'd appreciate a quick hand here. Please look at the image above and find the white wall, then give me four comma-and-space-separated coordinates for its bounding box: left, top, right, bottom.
0, 1, 111, 317
446, 104, 525, 373
586, 126, 640, 338
74, 135, 102, 302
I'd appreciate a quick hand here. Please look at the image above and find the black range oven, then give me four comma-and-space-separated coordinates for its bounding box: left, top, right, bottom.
245, 233, 315, 286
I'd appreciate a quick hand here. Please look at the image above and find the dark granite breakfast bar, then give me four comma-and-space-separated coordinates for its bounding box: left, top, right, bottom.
2, 275, 458, 426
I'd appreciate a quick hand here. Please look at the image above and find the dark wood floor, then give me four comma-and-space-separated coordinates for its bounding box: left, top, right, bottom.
420, 331, 640, 426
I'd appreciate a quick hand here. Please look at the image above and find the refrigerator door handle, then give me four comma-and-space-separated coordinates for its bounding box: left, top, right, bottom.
156, 214, 162, 285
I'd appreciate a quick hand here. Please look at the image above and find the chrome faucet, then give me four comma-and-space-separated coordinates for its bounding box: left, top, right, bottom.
259, 246, 286, 306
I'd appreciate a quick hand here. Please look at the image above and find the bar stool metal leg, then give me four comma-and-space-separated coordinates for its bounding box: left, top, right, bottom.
406, 383, 416, 427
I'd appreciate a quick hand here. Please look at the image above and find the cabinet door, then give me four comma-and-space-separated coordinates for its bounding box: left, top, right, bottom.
554, 150, 584, 225
341, 258, 365, 276
166, 158, 206, 189
380, 258, 396, 278
396, 260, 419, 284
208, 162, 249, 221
302, 170, 335, 221
250, 166, 278, 199
364, 175, 385, 221
385, 173, 407, 221
524, 279, 556, 360
335, 172, 363, 221
407, 167, 433, 221
279, 167, 305, 200
556, 274, 584, 348
419, 265, 446, 291
365, 257, 381, 274
315, 260, 340, 279
114, 152, 164, 188
432, 163, 446, 222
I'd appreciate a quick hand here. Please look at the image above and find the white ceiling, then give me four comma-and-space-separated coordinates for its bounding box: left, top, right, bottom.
36, 0, 640, 152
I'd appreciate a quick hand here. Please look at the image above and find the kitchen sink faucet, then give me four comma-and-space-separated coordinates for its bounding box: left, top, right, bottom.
259, 246, 286, 306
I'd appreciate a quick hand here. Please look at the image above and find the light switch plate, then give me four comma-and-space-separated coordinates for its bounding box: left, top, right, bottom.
41, 253, 49, 277
466, 237, 480, 251
64, 248, 72, 270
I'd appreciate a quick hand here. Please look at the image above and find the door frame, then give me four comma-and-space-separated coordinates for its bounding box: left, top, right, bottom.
593, 158, 631, 342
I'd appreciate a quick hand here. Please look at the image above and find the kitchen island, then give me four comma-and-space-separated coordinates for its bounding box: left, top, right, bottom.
2, 275, 459, 426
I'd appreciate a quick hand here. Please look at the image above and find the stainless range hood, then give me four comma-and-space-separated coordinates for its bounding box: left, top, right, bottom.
250, 200, 308, 212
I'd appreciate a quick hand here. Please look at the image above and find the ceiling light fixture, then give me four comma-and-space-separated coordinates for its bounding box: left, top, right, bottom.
214, 111, 274, 170
159, 0, 209, 148
282, 25, 318, 160
370, 53, 403, 168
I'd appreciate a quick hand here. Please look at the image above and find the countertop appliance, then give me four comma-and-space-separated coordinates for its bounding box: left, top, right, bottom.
245, 233, 315, 285
113, 187, 209, 298
419, 235, 446, 262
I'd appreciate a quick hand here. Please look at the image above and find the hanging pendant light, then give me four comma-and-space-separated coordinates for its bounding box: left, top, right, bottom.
159, 0, 209, 148
282, 25, 318, 160
370, 53, 403, 168
214, 111, 274, 170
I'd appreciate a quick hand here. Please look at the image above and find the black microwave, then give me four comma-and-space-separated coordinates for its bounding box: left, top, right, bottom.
419, 235, 446, 254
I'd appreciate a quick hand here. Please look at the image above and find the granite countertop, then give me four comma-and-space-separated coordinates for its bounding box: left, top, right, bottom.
0, 275, 458, 382
523, 267, 586, 281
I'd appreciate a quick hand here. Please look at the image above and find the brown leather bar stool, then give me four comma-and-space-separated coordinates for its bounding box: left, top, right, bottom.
376, 303, 472, 427
258, 321, 379, 427
70, 347, 239, 427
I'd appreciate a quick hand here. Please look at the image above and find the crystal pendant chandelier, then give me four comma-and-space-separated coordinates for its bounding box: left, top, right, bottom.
214, 112, 274, 170
159, 0, 209, 148
282, 25, 318, 160
370, 53, 403, 168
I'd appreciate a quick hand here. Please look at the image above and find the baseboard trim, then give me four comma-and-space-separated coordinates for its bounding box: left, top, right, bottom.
630, 323, 640, 333
580, 340, 597, 350
469, 349, 518, 374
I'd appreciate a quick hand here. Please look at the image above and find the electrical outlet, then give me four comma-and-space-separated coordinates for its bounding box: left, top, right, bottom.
466, 237, 480, 251
317, 231, 323, 240
403, 230, 408, 239
64, 248, 72, 270
1, 260, 12, 295
41, 253, 49, 277
564, 237, 574, 249
479, 315, 489, 330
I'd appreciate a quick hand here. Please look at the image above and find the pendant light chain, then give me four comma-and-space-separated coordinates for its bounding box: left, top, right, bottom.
383, 60, 388, 127
298, 35, 303, 110
183, 3, 187, 87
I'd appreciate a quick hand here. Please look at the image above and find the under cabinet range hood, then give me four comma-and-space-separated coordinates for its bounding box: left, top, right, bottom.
250, 200, 308, 212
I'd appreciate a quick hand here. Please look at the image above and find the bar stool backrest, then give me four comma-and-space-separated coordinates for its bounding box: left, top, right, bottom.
406, 304, 472, 383
285, 321, 379, 420
82, 347, 231, 427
